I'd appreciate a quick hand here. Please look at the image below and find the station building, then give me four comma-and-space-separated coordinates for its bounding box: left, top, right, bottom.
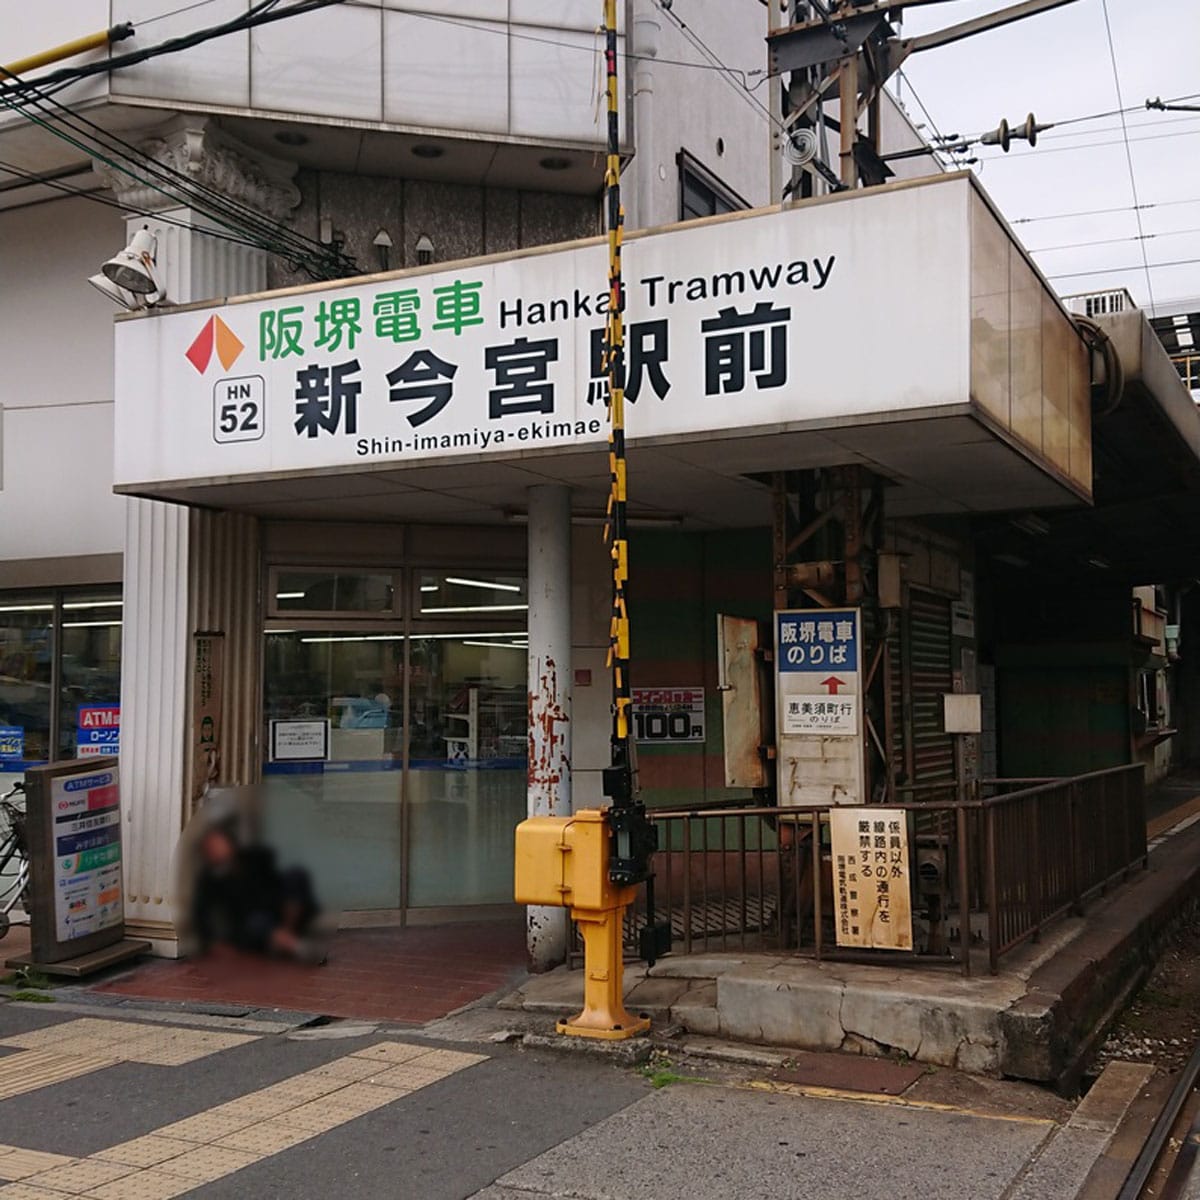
2, 3, 1197, 962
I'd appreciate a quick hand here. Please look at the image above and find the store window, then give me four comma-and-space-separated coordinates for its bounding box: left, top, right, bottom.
416, 571, 528, 619
0, 586, 122, 775
272, 569, 395, 615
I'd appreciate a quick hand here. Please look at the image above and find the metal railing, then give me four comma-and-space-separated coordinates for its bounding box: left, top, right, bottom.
617, 764, 1146, 976
982, 765, 1147, 970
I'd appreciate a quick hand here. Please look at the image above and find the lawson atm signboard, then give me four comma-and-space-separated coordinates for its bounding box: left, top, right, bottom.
114, 177, 969, 490
23, 758, 129, 965
51, 764, 123, 942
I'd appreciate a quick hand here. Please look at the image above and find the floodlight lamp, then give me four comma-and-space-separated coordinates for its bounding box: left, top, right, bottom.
87, 272, 140, 309
101, 227, 161, 295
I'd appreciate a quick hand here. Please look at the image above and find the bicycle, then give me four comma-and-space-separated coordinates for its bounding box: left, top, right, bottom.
0, 781, 31, 940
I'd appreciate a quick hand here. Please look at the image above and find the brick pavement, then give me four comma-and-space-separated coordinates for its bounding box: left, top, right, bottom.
90, 921, 528, 1023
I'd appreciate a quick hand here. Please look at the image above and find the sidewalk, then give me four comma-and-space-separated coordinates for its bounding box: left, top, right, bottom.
87, 920, 527, 1024
0, 991, 1153, 1200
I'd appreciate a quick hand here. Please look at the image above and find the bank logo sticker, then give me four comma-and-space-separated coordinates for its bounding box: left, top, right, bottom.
186, 314, 245, 374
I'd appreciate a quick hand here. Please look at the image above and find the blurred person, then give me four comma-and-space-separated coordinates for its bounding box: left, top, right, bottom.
190, 822, 326, 964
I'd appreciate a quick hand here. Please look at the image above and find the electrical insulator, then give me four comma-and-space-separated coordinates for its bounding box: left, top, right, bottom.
980, 113, 1049, 152
981, 118, 1010, 151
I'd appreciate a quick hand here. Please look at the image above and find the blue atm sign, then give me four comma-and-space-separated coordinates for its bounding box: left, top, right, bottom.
777, 611, 859, 673
77, 705, 120, 758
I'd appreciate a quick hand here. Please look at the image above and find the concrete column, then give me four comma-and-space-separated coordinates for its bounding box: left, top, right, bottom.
103, 119, 298, 954
526, 484, 573, 971
119, 498, 190, 952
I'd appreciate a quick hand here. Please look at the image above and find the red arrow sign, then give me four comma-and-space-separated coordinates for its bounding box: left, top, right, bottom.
821, 676, 847, 695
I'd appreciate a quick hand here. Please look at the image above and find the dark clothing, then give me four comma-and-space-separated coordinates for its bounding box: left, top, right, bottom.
191, 845, 317, 954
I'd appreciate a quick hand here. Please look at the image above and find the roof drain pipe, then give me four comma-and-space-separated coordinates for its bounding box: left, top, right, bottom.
1074, 315, 1125, 419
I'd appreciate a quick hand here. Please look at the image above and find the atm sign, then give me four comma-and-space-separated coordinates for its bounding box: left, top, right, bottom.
77, 705, 120, 758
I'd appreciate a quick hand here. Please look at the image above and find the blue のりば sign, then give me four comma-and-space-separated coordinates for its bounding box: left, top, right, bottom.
776, 610, 859, 673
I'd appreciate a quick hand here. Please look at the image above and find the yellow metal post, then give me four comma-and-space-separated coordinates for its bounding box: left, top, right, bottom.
514, 809, 650, 1039
561, 896, 649, 1039
1, 25, 134, 81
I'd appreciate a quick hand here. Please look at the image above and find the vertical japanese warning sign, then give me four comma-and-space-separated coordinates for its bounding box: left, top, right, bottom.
775, 608, 860, 735
191, 633, 224, 811
828, 807, 913, 951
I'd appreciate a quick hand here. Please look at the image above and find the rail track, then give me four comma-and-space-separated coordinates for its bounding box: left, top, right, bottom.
1115, 1041, 1200, 1199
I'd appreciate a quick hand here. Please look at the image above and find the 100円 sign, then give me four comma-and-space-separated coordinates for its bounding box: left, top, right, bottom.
631, 687, 705, 743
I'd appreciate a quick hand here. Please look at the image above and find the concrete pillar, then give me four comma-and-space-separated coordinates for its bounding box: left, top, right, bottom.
526, 484, 573, 971
119, 498, 190, 951
102, 119, 298, 954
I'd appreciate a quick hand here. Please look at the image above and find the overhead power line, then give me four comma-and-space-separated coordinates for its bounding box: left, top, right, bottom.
1100, 0, 1155, 309
136, 0, 227, 27
650, 0, 780, 132
0, 75, 356, 277
893, 70, 969, 169
977, 125, 1200, 161
1047, 257, 1200, 282
0, 158, 291, 256
1012, 196, 1200, 225
1028, 227, 1200, 255
0, 0, 347, 106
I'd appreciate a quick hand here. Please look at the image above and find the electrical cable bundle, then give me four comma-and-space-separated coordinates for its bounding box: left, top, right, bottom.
0, 0, 358, 281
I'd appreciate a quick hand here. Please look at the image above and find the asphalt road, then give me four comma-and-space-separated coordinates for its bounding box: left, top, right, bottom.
0, 1002, 1099, 1200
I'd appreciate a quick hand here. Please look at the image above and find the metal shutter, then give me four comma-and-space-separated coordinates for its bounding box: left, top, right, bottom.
908, 589, 954, 782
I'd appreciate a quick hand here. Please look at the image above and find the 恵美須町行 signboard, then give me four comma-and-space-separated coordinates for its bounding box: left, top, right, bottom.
114, 181, 969, 490
775, 608, 864, 806
776, 609, 860, 736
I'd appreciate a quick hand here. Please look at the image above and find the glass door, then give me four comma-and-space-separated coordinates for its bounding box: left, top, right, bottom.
406, 569, 528, 907
406, 633, 527, 906
260, 564, 528, 915
262, 629, 406, 912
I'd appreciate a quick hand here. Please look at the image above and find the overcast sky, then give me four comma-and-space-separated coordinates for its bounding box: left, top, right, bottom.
891, 0, 1200, 315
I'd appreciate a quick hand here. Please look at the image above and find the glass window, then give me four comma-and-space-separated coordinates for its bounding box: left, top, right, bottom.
679, 152, 746, 222
58, 589, 123, 762
416, 571, 528, 620
273, 570, 396, 615
0, 594, 54, 771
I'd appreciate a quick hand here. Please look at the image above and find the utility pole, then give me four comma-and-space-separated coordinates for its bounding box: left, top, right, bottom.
765, 0, 1084, 195
768, 0, 785, 203
600, 0, 657, 902
511, 0, 661, 1042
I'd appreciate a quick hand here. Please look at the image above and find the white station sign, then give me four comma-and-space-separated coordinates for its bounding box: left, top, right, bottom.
114, 178, 970, 489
